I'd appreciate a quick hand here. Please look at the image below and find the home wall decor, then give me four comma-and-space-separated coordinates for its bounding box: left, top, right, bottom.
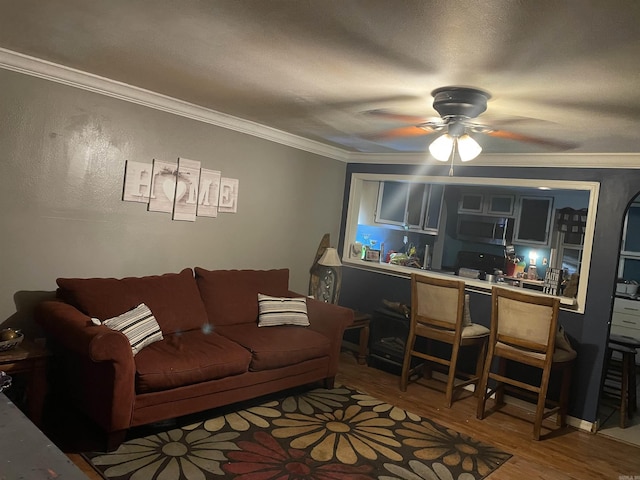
148, 159, 178, 214
122, 161, 152, 203
172, 157, 201, 222
218, 177, 239, 213
123, 159, 238, 221
196, 169, 222, 218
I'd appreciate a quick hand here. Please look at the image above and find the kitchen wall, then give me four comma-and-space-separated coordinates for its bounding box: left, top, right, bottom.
338, 162, 640, 423
0, 69, 347, 335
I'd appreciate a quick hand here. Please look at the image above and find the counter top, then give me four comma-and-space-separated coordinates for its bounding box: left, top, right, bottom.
344, 258, 578, 308
615, 293, 640, 301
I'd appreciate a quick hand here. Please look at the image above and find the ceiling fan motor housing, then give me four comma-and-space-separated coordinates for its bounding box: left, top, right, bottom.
431, 86, 491, 120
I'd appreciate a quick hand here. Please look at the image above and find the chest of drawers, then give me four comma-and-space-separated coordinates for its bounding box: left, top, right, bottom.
611, 297, 640, 364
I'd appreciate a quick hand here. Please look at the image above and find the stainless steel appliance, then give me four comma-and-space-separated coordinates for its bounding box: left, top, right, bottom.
455, 251, 506, 277
456, 214, 514, 246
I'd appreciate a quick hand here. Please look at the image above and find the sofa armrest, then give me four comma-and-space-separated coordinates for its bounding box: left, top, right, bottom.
36, 301, 131, 358
291, 293, 354, 376
35, 300, 136, 432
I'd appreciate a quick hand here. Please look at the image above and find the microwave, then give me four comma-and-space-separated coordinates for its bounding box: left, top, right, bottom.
456, 214, 514, 246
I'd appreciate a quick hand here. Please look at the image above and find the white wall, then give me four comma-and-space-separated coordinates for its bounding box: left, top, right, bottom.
0, 69, 347, 334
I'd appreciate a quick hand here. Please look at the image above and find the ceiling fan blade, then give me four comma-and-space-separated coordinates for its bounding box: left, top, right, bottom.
485, 129, 578, 150
365, 109, 431, 124
366, 125, 436, 140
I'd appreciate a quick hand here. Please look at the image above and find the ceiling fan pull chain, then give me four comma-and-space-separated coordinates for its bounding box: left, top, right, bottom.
449, 138, 457, 176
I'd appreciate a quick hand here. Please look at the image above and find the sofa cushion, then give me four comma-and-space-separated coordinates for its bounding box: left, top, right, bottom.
216, 324, 330, 371
56, 268, 209, 335
134, 330, 252, 393
258, 294, 309, 327
195, 268, 291, 326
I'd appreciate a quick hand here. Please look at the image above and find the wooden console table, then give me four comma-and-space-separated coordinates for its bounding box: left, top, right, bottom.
0, 338, 50, 426
342, 312, 371, 365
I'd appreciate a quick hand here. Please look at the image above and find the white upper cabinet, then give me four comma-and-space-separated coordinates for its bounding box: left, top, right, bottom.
513, 196, 554, 246
458, 192, 515, 216
375, 181, 444, 234
487, 194, 516, 216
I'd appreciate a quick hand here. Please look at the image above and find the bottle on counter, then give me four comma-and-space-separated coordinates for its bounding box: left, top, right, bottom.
422, 244, 431, 270
516, 259, 527, 277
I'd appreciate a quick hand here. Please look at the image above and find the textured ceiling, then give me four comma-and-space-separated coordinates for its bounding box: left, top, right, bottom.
1, 0, 640, 156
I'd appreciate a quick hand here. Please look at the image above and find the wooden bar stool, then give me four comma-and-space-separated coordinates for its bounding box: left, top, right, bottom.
400, 274, 489, 407
608, 333, 639, 414
602, 340, 637, 428
476, 287, 576, 440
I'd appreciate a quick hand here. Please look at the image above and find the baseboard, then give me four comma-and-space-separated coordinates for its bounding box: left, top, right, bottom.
499, 392, 595, 432
430, 371, 597, 433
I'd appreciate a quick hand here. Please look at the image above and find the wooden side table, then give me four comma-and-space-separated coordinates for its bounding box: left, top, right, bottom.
0, 338, 50, 427
342, 312, 371, 365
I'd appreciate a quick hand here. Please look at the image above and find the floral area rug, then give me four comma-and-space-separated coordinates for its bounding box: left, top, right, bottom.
84, 386, 511, 480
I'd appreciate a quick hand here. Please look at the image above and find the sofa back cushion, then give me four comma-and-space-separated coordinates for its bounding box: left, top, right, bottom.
56, 268, 209, 335
194, 268, 290, 326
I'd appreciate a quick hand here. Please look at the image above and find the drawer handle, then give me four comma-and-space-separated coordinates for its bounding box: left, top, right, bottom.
623, 307, 640, 312
622, 320, 637, 324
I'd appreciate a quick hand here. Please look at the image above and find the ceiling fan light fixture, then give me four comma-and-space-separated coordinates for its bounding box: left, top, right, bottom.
457, 134, 482, 162
429, 134, 454, 161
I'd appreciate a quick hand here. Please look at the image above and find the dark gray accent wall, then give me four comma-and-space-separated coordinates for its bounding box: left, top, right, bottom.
338, 163, 640, 422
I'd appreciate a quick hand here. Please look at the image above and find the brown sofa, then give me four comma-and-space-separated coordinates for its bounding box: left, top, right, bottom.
35, 267, 353, 450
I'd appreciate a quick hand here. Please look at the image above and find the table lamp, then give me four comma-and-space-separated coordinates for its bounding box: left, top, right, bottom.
315, 247, 342, 304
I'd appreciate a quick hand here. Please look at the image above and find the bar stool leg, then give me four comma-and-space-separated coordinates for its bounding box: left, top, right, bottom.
556, 362, 573, 427
620, 351, 630, 428
630, 360, 637, 414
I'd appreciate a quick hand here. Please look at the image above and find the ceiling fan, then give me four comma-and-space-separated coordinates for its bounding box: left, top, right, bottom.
366, 86, 578, 167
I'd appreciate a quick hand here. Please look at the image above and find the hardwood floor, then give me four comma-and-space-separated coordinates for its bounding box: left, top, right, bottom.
338, 353, 640, 479
62, 352, 640, 479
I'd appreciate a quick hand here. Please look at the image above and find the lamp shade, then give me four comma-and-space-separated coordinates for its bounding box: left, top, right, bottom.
318, 247, 342, 267
429, 134, 454, 161
457, 134, 482, 162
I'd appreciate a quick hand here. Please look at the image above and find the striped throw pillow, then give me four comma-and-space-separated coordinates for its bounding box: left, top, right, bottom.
100, 303, 164, 355
257, 294, 309, 327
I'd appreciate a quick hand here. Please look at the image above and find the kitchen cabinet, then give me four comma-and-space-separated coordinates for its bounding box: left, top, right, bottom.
375, 181, 444, 234
514, 196, 554, 246
458, 192, 515, 216
611, 298, 640, 365
377, 181, 411, 225
458, 193, 484, 213
406, 183, 427, 227
487, 195, 515, 216
423, 183, 445, 233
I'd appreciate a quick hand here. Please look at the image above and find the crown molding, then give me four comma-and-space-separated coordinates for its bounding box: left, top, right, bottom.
2, 47, 640, 168
0, 48, 350, 162
347, 151, 640, 168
